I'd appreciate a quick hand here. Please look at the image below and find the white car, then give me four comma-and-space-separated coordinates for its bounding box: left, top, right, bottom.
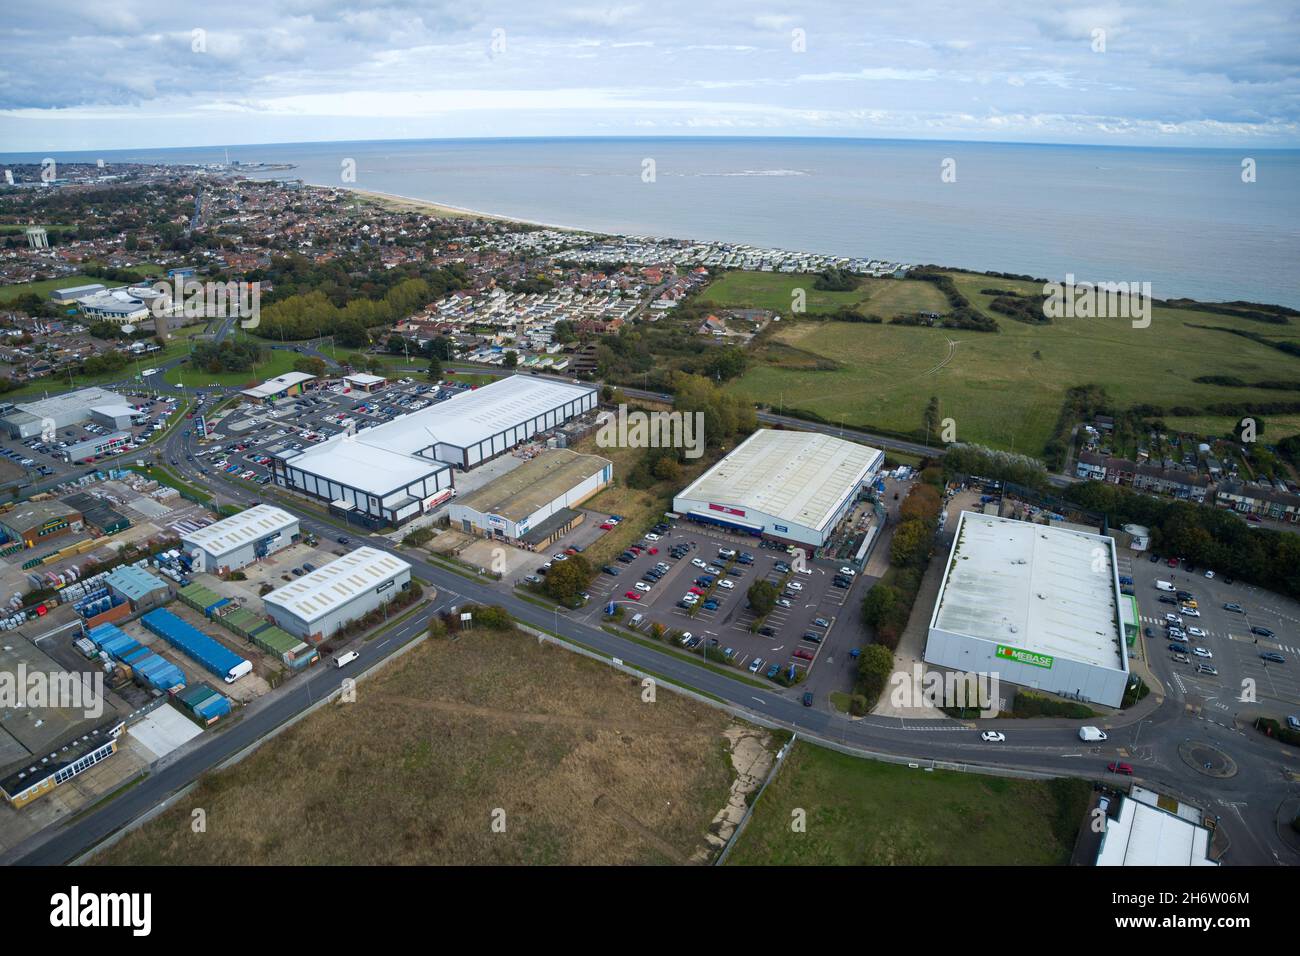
718, 548, 736, 559
644, 533, 661, 541
839, 567, 857, 577
691, 558, 707, 569
1204, 570, 1215, 579
776, 598, 792, 609
1188, 627, 1207, 638
1180, 606, 1201, 617
552, 553, 568, 562
682, 594, 699, 604
678, 631, 693, 645
980, 731, 1006, 743
1164, 613, 1183, 625
1192, 647, 1213, 659
717, 579, 734, 590
787, 581, 804, 592
634, 582, 652, 593
748, 657, 764, 673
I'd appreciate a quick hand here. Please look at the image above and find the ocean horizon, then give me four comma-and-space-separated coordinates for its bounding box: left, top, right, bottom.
6, 136, 1300, 307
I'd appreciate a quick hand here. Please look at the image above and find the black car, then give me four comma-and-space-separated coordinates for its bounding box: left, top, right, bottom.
1150, 553, 1161, 563
337, 536, 350, 544
759, 626, 776, 637
1251, 626, 1275, 637
802, 631, 823, 643
1143, 627, 1153, 638
1169, 642, 1189, 653
601, 565, 621, 576
1158, 596, 1177, 605
802, 692, 814, 707
1223, 603, 1243, 613
1261, 652, 1286, 664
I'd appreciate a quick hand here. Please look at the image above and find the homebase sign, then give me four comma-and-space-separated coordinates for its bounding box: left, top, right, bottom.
996, 644, 1054, 669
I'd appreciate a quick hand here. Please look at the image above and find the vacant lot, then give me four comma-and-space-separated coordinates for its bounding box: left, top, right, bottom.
97, 629, 768, 865
701, 271, 948, 318
718, 270, 1300, 453
728, 741, 1090, 866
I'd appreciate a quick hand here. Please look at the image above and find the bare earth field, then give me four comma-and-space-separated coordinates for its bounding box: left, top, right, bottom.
95, 629, 770, 865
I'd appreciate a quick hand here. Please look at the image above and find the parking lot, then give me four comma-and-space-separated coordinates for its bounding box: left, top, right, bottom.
579, 518, 863, 695
1126, 549, 1300, 718
187, 376, 477, 487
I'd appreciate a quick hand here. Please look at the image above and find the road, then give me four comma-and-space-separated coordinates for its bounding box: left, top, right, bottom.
6, 371, 1297, 866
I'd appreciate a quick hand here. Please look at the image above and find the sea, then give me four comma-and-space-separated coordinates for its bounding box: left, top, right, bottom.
5, 137, 1300, 308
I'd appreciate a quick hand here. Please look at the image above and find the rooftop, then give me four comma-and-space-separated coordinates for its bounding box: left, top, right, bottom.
263, 546, 410, 624
931, 511, 1124, 669
105, 564, 169, 602
240, 371, 316, 399
7, 386, 123, 422
2, 499, 81, 533
1096, 787, 1217, 866
455, 449, 610, 522
280, 434, 452, 496
675, 428, 883, 533
182, 504, 297, 557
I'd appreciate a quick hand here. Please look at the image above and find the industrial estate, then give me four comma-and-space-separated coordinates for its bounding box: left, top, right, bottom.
0, 158, 1296, 879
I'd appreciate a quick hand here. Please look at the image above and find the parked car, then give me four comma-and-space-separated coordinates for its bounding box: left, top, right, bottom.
813, 618, 830, 628
1168, 642, 1189, 653
623, 591, 642, 601
1192, 647, 1213, 659
793, 648, 815, 661
748, 657, 765, 674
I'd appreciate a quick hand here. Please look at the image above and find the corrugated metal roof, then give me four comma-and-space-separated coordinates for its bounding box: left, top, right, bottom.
263, 546, 410, 624
182, 504, 297, 558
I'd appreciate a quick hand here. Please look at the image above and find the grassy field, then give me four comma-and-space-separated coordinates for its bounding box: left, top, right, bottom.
96, 628, 763, 865
728, 741, 1090, 866
715, 270, 1300, 454
163, 341, 299, 388
701, 271, 949, 318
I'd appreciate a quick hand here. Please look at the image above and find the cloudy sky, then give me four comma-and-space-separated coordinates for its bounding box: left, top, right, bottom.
2, 0, 1298, 152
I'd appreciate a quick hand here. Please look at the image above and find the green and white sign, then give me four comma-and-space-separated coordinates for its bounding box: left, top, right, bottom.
995, 644, 1054, 669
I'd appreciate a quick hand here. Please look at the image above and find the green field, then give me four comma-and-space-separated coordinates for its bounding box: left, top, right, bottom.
727, 742, 1089, 866
163, 342, 299, 388
701, 270, 949, 318
715, 271, 1300, 454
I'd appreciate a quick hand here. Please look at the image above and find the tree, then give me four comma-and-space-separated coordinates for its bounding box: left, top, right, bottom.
426, 357, 443, 381
861, 584, 900, 628
923, 396, 940, 440
747, 579, 778, 618
544, 555, 591, 604
293, 356, 327, 377
651, 455, 681, 482
503, 350, 519, 369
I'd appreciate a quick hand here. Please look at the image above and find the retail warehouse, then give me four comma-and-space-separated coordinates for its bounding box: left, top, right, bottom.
263, 546, 412, 642
672, 428, 884, 549
450, 449, 612, 548
239, 371, 316, 404
272, 375, 598, 527
1, 386, 130, 439
181, 504, 299, 573
924, 511, 1130, 708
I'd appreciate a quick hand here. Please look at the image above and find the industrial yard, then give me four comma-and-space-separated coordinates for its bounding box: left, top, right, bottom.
95, 627, 772, 865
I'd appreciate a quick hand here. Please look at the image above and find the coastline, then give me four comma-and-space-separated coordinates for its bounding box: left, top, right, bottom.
339, 186, 588, 233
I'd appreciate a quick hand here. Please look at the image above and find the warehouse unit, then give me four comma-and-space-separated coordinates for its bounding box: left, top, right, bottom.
1, 500, 83, 548
450, 449, 612, 548
1094, 785, 1219, 866
181, 504, 298, 573
672, 428, 884, 549
62, 492, 131, 536
263, 546, 412, 643
272, 375, 597, 527
924, 511, 1130, 708
238, 371, 316, 404
104, 564, 170, 610
0, 386, 127, 439
142, 608, 253, 683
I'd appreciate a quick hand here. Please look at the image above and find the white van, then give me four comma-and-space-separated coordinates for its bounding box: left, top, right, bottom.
630, 613, 644, 628
334, 650, 360, 668
1078, 726, 1108, 742
1155, 581, 1175, 592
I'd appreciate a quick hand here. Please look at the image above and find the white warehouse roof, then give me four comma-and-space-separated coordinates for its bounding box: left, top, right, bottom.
1096, 789, 1217, 866
675, 428, 883, 534
263, 546, 410, 624
240, 371, 316, 399
183, 504, 297, 557
931, 511, 1123, 669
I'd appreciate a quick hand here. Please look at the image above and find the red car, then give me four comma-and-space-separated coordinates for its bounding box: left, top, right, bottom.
689, 586, 704, 595
1107, 762, 1134, 775
629, 545, 643, 553
600, 523, 614, 531
1167, 557, 1179, 567
624, 591, 642, 601
793, 648, 815, 661
647, 547, 658, 555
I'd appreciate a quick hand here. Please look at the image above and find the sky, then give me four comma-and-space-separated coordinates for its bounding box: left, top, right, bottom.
2, 1, 1298, 152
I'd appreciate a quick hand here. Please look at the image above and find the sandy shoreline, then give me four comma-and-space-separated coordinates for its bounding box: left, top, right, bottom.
339, 186, 588, 233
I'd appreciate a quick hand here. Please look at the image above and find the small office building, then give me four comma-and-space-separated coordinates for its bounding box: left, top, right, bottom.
263, 546, 412, 643
450, 449, 612, 548
182, 504, 299, 573
344, 372, 387, 392
239, 371, 316, 404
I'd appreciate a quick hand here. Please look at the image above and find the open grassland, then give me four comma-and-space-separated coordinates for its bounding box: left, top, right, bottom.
701, 270, 948, 318
728, 742, 1090, 866
96, 629, 761, 865
719, 270, 1300, 454
163, 342, 299, 388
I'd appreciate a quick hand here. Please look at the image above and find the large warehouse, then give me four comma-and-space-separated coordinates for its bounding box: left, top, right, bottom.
182, 504, 299, 573
450, 449, 612, 548
672, 428, 884, 549
263, 546, 412, 643
924, 511, 1130, 708
1, 387, 129, 439
272, 375, 598, 527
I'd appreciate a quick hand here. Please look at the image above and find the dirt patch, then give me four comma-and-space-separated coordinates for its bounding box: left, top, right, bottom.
693, 725, 776, 862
